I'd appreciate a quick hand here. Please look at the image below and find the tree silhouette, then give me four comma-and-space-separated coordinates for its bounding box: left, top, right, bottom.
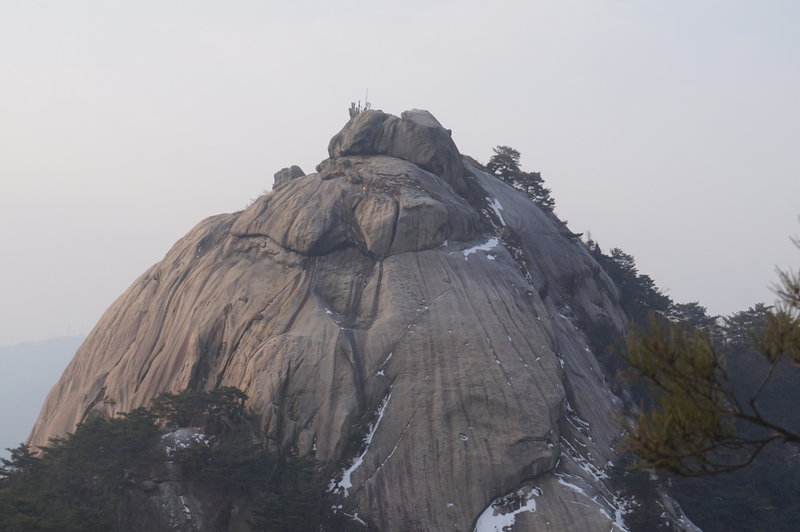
624, 254, 800, 476
487, 145, 555, 211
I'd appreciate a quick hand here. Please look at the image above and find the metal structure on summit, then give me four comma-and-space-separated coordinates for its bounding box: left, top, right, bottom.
348, 89, 372, 118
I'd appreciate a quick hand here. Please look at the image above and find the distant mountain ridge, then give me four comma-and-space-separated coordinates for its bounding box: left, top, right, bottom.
0, 336, 83, 457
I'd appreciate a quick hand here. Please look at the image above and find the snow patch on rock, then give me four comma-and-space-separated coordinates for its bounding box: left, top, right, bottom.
161, 428, 209, 459
462, 237, 500, 260
474, 486, 543, 532
487, 197, 507, 226
329, 390, 393, 497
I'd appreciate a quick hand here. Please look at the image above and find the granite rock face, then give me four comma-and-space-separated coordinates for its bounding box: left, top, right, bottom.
30, 110, 686, 531
328, 109, 468, 195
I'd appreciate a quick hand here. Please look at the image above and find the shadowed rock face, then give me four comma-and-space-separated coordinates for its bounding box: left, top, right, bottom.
29, 110, 674, 531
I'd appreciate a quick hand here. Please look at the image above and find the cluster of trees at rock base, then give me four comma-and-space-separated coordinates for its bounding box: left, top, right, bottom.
0, 388, 327, 532
0, 409, 159, 531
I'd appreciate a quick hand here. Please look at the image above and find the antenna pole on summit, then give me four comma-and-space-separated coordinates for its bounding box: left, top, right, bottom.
348, 90, 372, 118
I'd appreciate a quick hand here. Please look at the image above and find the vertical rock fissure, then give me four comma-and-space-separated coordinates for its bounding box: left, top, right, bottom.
187, 317, 227, 391
270, 361, 294, 451
79, 385, 108, 422
341, 329, 367, 411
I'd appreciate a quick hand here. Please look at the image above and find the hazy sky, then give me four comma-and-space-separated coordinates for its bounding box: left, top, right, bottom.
1, 0, 798, 346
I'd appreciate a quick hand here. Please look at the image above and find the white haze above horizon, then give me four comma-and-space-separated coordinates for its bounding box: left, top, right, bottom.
1, 0, 798, 346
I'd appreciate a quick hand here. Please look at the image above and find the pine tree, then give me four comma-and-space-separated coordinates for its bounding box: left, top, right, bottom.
487, 145, 556, 211
624, 255, 800, 476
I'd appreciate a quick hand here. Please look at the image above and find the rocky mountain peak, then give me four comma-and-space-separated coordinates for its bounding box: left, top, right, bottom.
327, 108, 468, 195
28, 109, 695, 531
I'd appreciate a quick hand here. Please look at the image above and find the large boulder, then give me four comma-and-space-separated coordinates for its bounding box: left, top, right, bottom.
328, 109, 468, 194
272, 165, 305, 190
233, 156, 479, 258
